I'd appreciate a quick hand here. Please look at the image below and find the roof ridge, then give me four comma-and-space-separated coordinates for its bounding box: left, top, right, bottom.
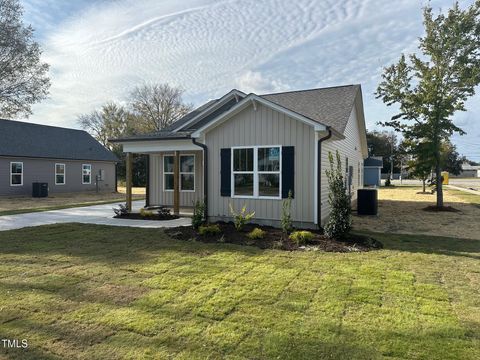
0, 118, 87, 133
259, 84, 360, 96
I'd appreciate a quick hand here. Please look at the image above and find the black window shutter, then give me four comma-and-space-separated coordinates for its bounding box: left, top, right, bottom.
220, 148, 231, 197
282, 146, 294, 198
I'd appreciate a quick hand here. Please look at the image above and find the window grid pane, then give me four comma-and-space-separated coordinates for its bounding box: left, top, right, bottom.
233, 174, 254, 196
164, 174, 174, 190
164, 156, 174, 173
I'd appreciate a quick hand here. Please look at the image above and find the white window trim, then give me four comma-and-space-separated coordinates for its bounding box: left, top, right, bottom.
231, 145, 282, 200
55, 163, 66, 185
82, 164, 92, 184
163, 154, 196, 192
10, 161, 23, 186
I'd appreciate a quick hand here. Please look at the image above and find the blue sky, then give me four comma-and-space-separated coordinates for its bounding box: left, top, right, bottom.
21, 0, 479, 160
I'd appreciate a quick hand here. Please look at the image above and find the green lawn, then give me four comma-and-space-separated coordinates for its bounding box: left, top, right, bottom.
448, 188, 480, 208
0, 199, 135, 216
0, 224, 479, 359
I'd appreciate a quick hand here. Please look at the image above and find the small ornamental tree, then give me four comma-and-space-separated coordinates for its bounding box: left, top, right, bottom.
324, 151, 352, 239
375, 2, 480, 208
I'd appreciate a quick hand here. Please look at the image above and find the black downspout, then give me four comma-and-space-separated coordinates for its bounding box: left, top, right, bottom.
192, 138, 208, 220
317, 129, 332, 229
145, 154, 150, 208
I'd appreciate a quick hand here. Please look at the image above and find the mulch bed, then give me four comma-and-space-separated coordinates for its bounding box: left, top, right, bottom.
114, 213, 179, 221
422, 205, 461, 213
165, 222, 382, 252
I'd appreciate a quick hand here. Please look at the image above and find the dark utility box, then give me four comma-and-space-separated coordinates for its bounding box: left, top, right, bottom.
32, 182, 49, 198
357, 188, 378, 215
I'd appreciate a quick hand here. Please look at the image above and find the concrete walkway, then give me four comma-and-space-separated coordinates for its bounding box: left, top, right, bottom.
0, 200, 191, 232
446, 184, 480, 195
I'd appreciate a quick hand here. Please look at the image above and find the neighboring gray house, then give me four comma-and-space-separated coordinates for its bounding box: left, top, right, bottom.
112, 85, 368, 228
0, 119, 118, 196
450, 162, 480, 178
364, 156, 383, 186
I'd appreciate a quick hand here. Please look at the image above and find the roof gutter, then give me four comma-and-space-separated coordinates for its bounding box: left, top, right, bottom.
109, 136, 191, 143
192, 138, 208, 221
317, 128, 332, 228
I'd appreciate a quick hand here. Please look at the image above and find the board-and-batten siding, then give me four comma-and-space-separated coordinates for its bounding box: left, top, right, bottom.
205, 102, 315, 225
320, 105, 364, 225
149, 151, 203, 207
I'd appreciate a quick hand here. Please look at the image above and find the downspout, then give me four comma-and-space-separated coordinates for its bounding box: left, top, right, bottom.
317, 129, 332, 228
192, 138, 208, 220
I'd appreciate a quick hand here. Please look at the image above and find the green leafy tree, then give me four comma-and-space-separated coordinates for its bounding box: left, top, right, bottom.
375, 2, 480, 208
0, 0, 50, 117
404, 140, 434, 193
324, 151, 351, 239
441, 141, 463, 176
366, 130, 399, 174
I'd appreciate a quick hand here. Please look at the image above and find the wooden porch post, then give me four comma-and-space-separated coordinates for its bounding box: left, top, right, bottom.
173, 151, 180, 215
126, 152, 133, 211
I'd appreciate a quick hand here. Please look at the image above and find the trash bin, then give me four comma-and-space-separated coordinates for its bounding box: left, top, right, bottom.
357, 188, 378, 215
32, 182, 48, 198
441, 171, 449, 185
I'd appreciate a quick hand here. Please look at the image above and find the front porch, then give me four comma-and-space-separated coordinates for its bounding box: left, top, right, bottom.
121, 138, 206, 216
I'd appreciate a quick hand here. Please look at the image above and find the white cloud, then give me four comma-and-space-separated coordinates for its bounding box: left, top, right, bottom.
21, 0, 480, 158
234, 71, 290, 94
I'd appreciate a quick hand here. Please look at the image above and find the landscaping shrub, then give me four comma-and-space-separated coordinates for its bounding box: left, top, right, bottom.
113, 203, 129, 217
198, 224, 221, 236
192, 200, 206, 229
281, 191, 293, 235
324, 151, 352, 240
229, 203, 255, 231
247, 227, 266, 240
140, 208, 154, 217
385, 177, 391, 186
289, 230, 314, 245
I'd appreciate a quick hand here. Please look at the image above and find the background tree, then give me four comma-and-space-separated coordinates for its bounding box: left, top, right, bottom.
441, 141, 463, 176
366, 130, 400, 174
130, 84, 192, 132
376, 1, 480, 208
0, 0, 50, 118
404, 140, 434, 193
78, 102, 144, 185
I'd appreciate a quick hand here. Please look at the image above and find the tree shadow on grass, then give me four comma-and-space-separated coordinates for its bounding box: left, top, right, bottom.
0, 223, 261, 265
358, 231, 480, 260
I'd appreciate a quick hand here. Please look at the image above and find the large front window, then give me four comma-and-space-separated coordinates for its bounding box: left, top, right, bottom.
232, 146, 281, 198
164, 154, 195, 191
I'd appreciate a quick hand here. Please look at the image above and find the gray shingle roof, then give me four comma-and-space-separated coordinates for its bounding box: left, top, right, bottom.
260, 85, 360, 134
364, 157, 383, 167
0, 119, 118, 161
111, 85, 362, 142
162, 99, 218, 132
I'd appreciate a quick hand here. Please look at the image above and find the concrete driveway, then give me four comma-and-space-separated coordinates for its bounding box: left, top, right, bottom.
0, 200, 191, 231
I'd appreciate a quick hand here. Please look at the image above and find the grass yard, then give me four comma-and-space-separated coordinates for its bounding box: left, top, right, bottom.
0, 188, 145, 216
353, 186, 480, 240
0, 224, 479, 359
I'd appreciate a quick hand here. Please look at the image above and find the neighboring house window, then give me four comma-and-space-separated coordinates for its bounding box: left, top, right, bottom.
55, 163, 65, 185
164, 155, 174, 191
180, 155, 195, 191
10, 162, 23, 186
232, 146, 281, 199
82, 164, 92, 184
164, 155, 195, 191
